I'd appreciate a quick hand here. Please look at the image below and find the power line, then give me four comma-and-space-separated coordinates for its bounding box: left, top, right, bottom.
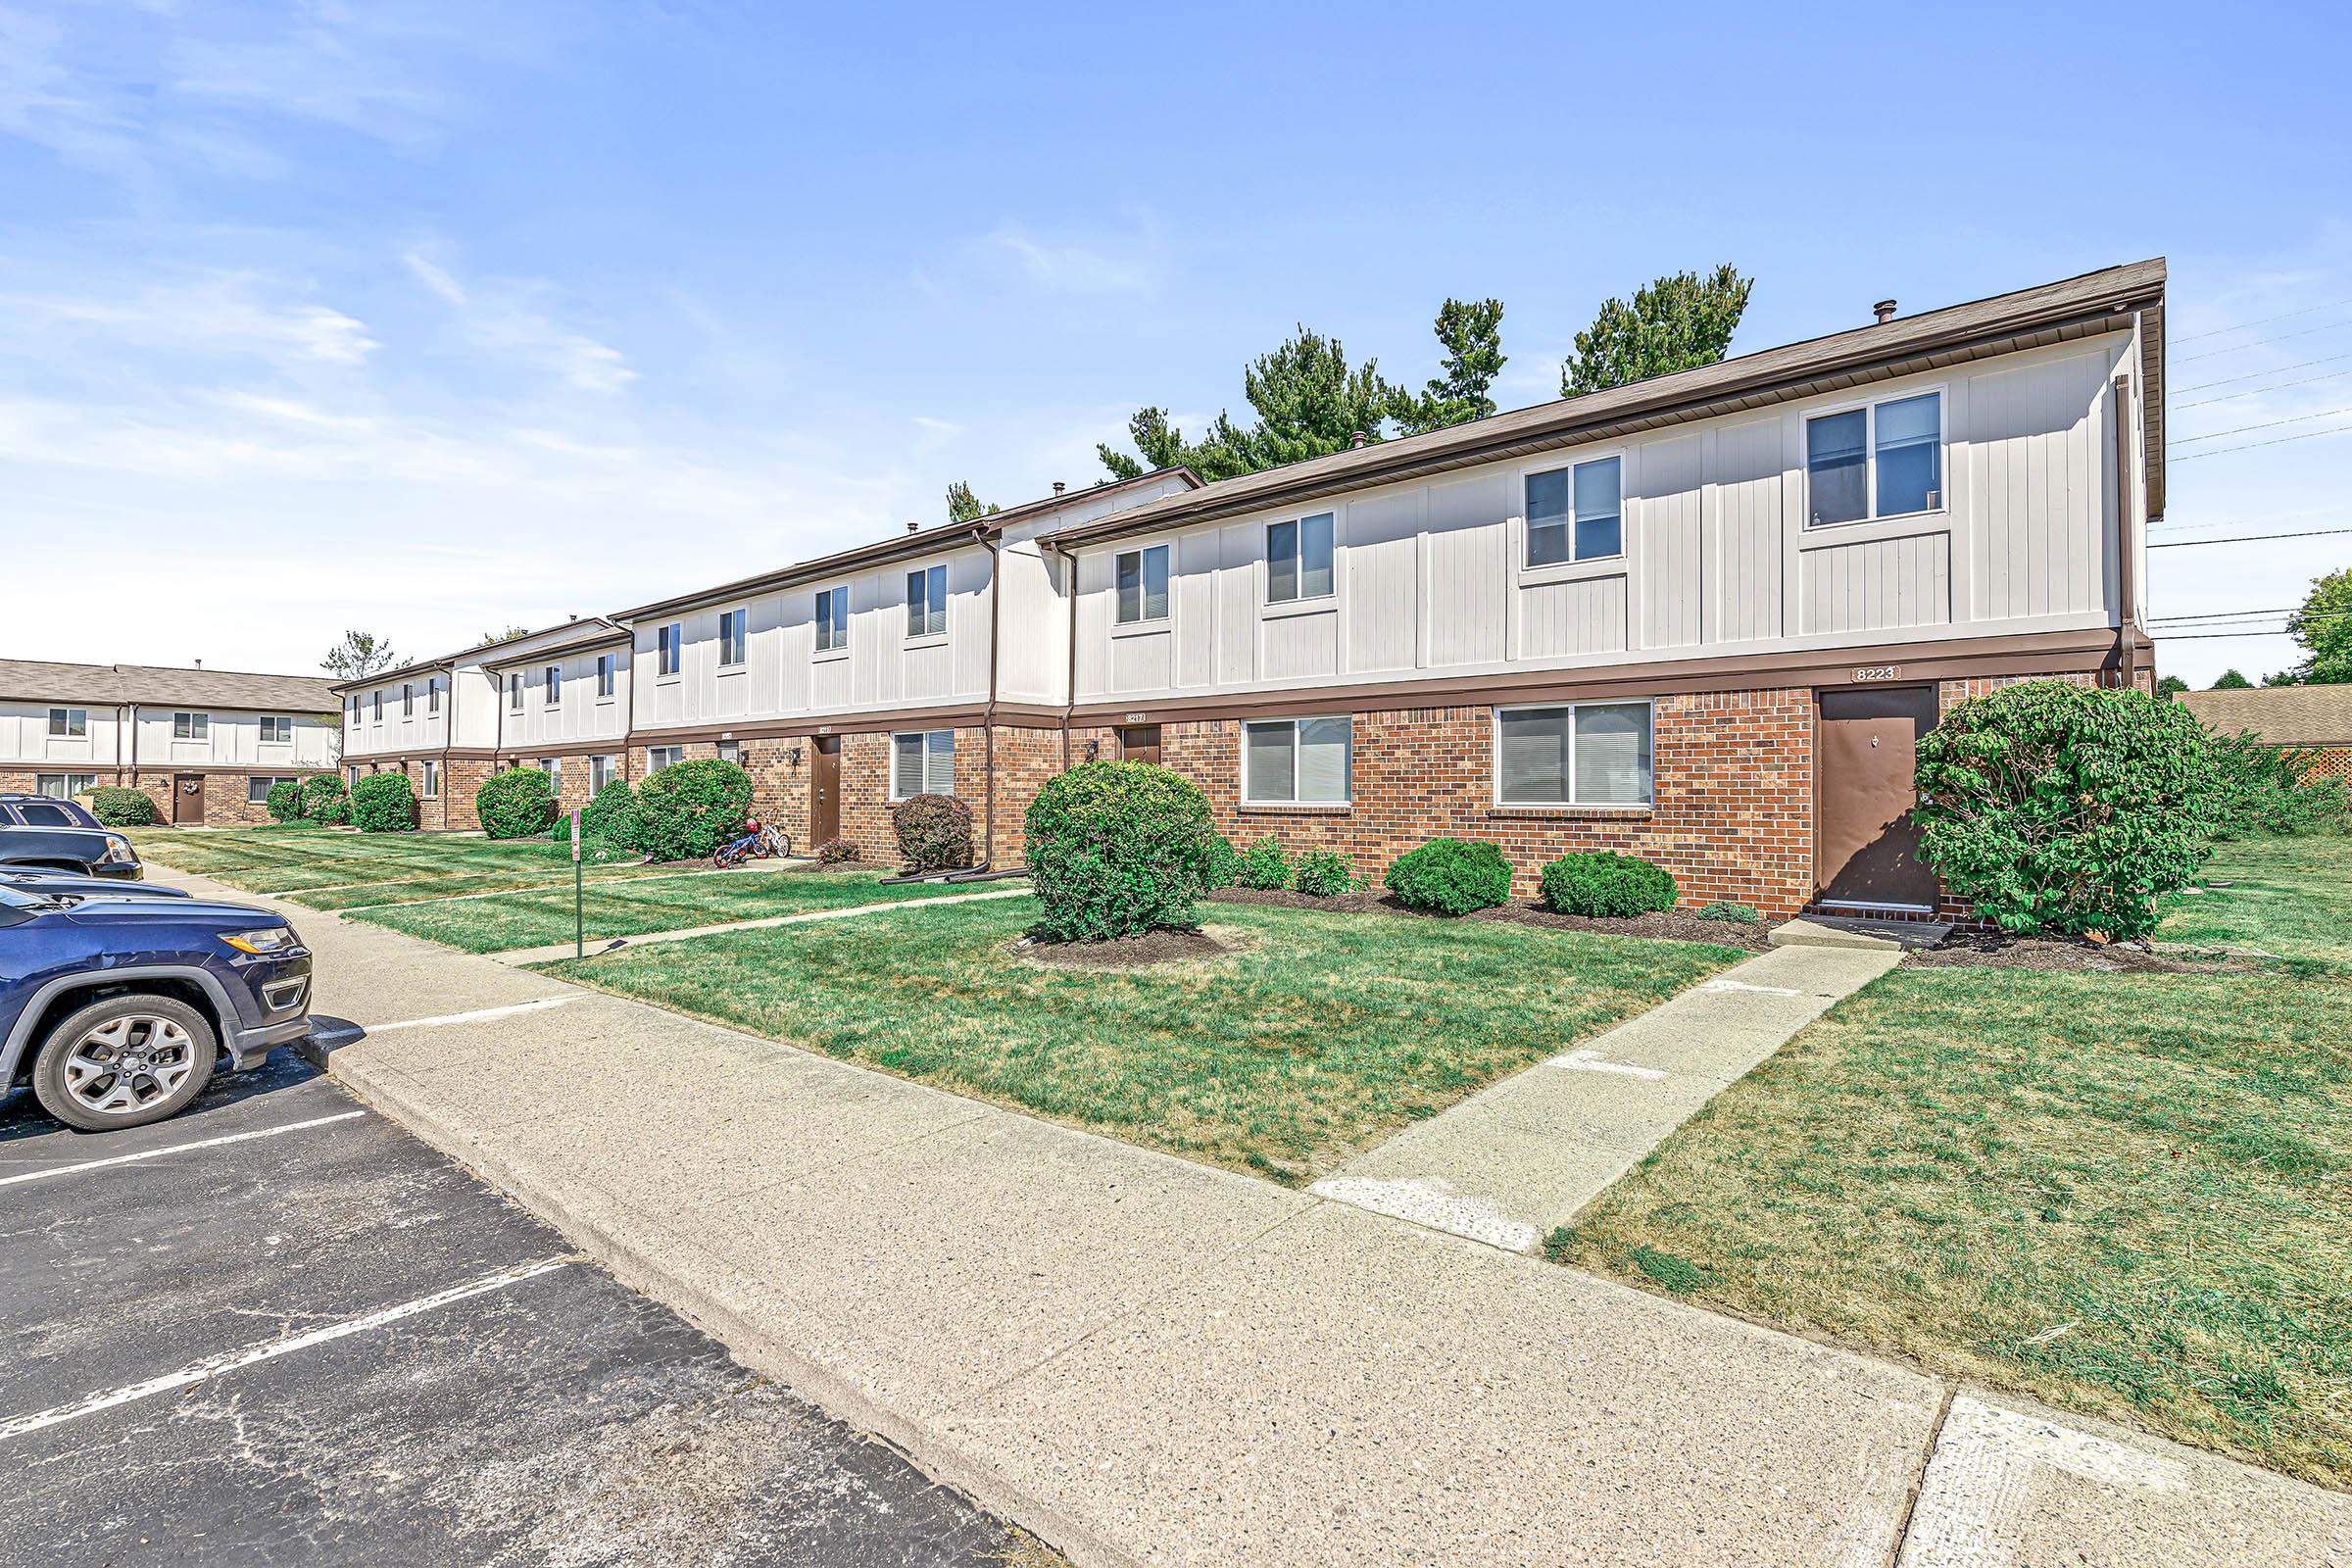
2172, 294, 2352, 343
2152, 609, 2352, 626
2174, 350, 2352, 395
2147, 526, 2352, 548
2175, 318, 2352, 364
2175, 402, 2352, 445
2153, 629, 2304, 640
2171, 364, 2352, 410
2173, 422, 2352, 461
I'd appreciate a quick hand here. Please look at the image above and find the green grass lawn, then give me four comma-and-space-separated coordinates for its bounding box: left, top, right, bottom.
538, 900, 1744, 1182
130, 825, 697, 901
346, 868, 1016, 952
1559, 830, 2352, 1488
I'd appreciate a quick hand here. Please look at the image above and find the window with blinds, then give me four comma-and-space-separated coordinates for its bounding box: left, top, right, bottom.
1243, 717, 1351, 805
892, 729, 955, 798
1495, 702, 1653, 806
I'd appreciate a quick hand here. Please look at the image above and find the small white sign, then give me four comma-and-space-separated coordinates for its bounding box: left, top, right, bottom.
569, 807, 582, 860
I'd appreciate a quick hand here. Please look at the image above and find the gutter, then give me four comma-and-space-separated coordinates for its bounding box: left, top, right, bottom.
2112, 370, 2141, 689
972, 523, 1002, 873
1052, 538, 1079, 769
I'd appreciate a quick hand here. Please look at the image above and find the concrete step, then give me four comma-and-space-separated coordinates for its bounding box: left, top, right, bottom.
1771, 914, 1953, 953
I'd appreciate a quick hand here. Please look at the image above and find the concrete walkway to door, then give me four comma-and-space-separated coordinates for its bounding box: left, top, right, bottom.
153, 862, 2352, 1568
1308, 938, 1902, 1252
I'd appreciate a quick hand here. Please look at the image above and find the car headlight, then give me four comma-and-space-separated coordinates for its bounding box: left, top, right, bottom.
101, 835, 135, 864
220, 926, 297, 955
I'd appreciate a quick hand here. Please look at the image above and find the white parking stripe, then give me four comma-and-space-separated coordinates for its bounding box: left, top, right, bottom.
0, 1110, 368, 1190
0, 1257, 572, 1442
312, 995, 577, 1041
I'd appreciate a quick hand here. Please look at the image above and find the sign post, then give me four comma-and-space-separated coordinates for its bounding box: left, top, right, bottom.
570, 807, 584, 959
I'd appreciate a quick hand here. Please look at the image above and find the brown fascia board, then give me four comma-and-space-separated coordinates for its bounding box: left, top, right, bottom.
1052, 260, 2169, 549
476, 622, 632, 669
329, 617, 626, 693
328, 656, 454, 695
611, 466, 1203, 623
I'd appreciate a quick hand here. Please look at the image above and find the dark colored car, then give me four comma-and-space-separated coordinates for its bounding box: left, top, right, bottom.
0, 793, 104, 830
0, 869, 187, 900
0, 800, 143, 881
1, 883, 313, 1131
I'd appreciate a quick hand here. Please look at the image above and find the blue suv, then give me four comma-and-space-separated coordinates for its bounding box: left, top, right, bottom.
1, 882, 314, 1131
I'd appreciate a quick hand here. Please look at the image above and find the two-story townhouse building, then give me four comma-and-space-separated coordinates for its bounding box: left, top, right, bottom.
333, 619, 632, 829
0, 660, 341, 825
344, 259, 2166, 918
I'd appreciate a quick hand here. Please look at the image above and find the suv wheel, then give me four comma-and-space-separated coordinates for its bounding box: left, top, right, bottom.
31, 995, 218, 1132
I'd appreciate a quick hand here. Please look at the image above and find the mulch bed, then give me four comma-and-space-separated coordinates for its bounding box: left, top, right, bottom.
1202, 887, 1772, 950
1905, 931, 2258, 974
1011, 924, 1243, 971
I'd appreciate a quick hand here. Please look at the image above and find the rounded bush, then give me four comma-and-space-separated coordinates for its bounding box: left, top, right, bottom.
1292, 849, 1354, 898
349, 771, 416, 833
263, 779, 302, 823
892, 792, 974, 873
1914, 679, 2217, 940
1024, 760, 1218, 941
1539, 851, 1679, 918
1697, 900, 1763, 926
1385, 838, 1512, 914
1200, 833, 1243, 891
300, 775, 349, 825
1237, 839, 1292, 892
635, 759, 754, 861
476, 766, 556, 840
813, 836, 857, 864
84, 786, 160, 827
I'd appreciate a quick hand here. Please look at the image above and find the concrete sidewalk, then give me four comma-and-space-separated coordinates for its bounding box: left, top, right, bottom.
167, 865, 2351, 1568
1312, 943, 1900, 1252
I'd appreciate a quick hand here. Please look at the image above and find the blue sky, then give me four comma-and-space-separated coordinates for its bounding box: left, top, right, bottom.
4, 0, 2347, 686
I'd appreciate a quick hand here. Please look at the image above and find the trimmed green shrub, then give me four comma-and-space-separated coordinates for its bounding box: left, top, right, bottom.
1539, 851, 1679, 918
813, 836, 857, 864
1237, 839, 1292, 892
476, 766, 556, 840
2204, 731, 2349, 838
262, 779, 302, 822
635, 759, 754, 861
300, 774, 349, 825
1697, 901, 1763, 925
580, 777, 642, 848
84, 786, 159, 827
1200, 833, 1243, 890
892, 792, 974, 873
349, 771, 416, 833
1913, 680, 2218, 940
1292, 849, 1355, 898
1385, 838, 1512, 914
1024, 760, 1219, 941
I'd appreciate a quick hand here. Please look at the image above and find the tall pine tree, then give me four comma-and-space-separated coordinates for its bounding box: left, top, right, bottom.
1392, 297, 1505, 435
1561, 266, 1753, 396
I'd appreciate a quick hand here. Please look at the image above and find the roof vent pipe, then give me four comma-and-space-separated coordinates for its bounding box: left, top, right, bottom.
1053, 481, 1065, 495
1350, 429, 1369, 448
1874, 299, 1898, 323
906, 519, 918, 533
193, 659, 202, 669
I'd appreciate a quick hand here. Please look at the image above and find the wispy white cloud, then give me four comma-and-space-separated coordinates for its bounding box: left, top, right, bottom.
985, 217, 1163, 296
910, 415, 964, 436
404, 249, 636, 393
3, 275, 379, 366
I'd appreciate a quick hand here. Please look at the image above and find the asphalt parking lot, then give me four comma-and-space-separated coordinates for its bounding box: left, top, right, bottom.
0, 1050, 1030, 1567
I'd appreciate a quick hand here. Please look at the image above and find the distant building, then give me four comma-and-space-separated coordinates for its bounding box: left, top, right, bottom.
0, 660, 340, 825
2180, 687, 2352, 781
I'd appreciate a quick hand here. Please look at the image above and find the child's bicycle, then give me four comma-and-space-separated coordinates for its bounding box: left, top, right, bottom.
713, 818, 792, 869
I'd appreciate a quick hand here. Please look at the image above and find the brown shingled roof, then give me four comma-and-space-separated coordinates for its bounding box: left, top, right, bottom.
0, 658, 340, 710
2179, 686, 2352, 747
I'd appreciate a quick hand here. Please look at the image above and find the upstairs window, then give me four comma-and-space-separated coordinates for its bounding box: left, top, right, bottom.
402, 682, 414, 717
596, 654, 615, 698
1526, 456, 1622, 566
173, 711, 209, 741
815, 586, 850, 653
544, 664, 563, 706
658, 622, 682, 676
47, 708, 86, 738
1807, 390, 1942, 526
1244, 717, 1351, 805
718, 608, 748, 667
427, 676, 442, 714
371, 693, 381, 720
508, 672, 523, 712
1497, 702, 1654, 807
1266, 513, 1334, 604
891, 729, 955, 798
906, 564, 947, 638
260, 715, 293, 744
1115, 544, 1170, 625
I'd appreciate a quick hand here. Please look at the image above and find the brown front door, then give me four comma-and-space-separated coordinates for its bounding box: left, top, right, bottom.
172, 773, 206, 826
1815, 687, 1939, 911
809, 737, 840, 844
1118, 725, 1162, 765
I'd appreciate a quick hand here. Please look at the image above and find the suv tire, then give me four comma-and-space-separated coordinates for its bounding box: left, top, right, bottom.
31, 994, 219, 1132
